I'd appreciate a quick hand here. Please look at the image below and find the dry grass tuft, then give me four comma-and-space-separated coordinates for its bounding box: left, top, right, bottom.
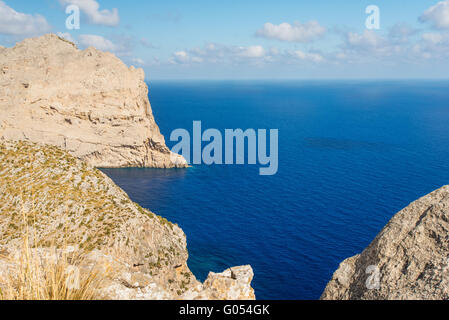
0, 208, 110, 300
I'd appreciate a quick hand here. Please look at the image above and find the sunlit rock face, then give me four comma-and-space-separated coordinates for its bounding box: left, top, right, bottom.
0, 141, 254, 300
321, 185, 449, 300
0, 34, 186, 168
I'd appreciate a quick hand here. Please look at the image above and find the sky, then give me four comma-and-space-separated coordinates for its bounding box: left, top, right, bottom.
1, 0, 449, 79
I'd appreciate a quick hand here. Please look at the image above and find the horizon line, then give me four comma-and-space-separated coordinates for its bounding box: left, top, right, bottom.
146, 78, 449, 82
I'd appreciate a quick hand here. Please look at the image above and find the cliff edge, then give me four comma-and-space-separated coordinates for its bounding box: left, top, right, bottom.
0, 34, 186, 168
321, 186, 449, 300
0, 34, 253, 300
0, 141, 254, 299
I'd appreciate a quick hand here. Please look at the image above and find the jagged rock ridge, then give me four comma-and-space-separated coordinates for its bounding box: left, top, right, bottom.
0, 34, 186, 168
321, 186, 449, 300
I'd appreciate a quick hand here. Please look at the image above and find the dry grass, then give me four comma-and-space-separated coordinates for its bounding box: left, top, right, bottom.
0, 206, 110, 300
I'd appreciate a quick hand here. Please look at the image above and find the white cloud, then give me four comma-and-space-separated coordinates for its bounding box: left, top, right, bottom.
269, 47, 279, 56
59, 0, 119, 26
131, 58, 145, 66
237, 45, 265, 58
256, 21, 326, 42
336, 27, 449, 63
78, 34, 117, 51
168, 43, 330, 67
291, 50, 324, 63
169, 51, 203, 64
412, 31, 449, 59
169, 44, 270, 65
388, 23, 417, 43
327, 30, 408, 64
341, 30, 403, 59
0, 1, 51, 36
421, 32, 444, 45
346, 30, 385, 49
171, 51, 188, 64
420, 0, 449, 29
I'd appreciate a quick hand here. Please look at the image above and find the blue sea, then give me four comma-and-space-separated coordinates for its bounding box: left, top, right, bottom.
101, 80, 449, 299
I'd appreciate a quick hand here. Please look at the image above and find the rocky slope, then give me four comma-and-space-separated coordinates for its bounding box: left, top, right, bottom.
321, 186, 449, 300
0, 140, 254, 300
0, 34, 186, 168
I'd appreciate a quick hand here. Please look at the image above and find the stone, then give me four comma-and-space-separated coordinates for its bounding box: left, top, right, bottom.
0, 33, 254, 300
321, 185, 449, 300
181, 265, 256, 300
0, 140, 254, 300
0, 34, 186, 168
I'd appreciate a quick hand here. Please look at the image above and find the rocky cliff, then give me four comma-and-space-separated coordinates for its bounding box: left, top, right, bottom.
0, 34, 186, 168
321, 186, 449, 300
0, 140, 254, 300
0, 34, 253, 299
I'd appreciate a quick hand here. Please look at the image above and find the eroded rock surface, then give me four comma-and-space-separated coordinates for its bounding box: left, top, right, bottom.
0, 34, 186, 168
0, 141, 254, 300
321, 186, 449, 300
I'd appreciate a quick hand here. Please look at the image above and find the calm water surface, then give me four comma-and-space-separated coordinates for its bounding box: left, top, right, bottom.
102, 81, 449, 299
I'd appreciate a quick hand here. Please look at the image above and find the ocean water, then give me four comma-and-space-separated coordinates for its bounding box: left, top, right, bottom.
101, 81, 449, 299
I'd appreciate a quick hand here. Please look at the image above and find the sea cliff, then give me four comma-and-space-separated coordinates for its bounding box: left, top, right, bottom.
0, 34, 254, 300
321, 186, 449, 300
0, 34, 186, 168
0, 140, 254, 300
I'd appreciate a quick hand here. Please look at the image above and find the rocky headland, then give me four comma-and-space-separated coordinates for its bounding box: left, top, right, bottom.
3, 34, 447, 301
0, 34, 186, 168
321, 185, 449, 300
0, 35, 253, 300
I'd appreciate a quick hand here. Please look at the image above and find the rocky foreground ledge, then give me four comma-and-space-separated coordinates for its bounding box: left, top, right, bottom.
0, 34, 186, 168
321, 185, 449, 300
0, 140, 254, 299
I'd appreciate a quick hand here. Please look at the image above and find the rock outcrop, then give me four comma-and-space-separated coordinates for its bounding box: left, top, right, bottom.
0, 34, 186, 168
321, 186, 449, 300
0, 140, 254, 299
0, 35, 253, 300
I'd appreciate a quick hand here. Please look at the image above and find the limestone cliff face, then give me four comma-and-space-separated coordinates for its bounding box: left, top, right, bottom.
0, 34, 186, 168
0, 141, 254, 300
0, 34, 253, 299
321, 186, 449, 300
